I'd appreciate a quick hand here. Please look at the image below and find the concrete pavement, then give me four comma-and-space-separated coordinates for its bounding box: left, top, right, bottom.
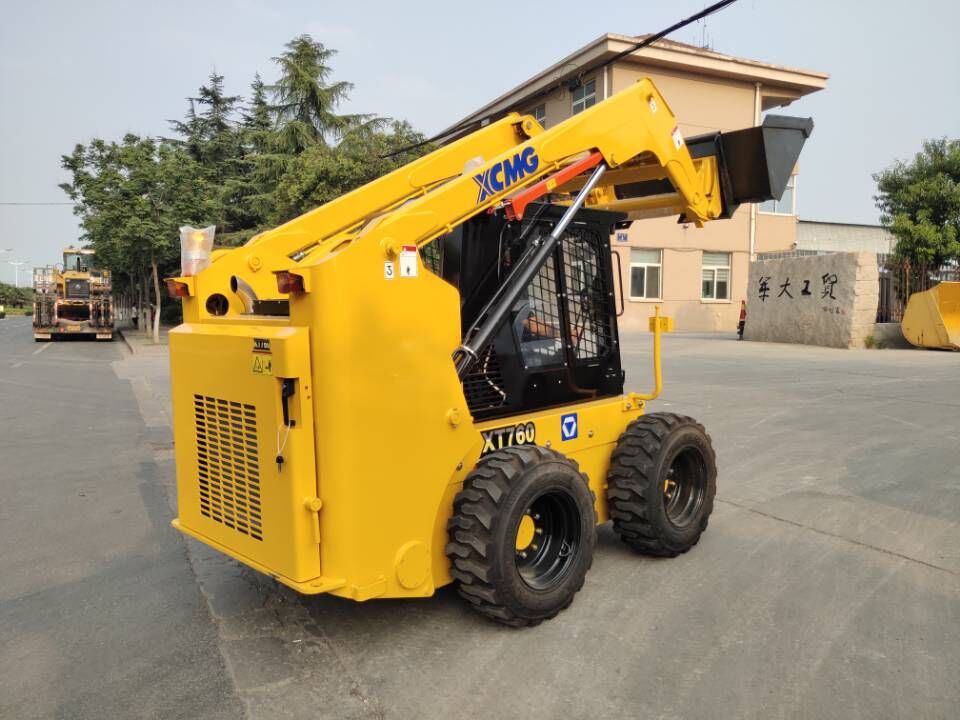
0, 316, 242, 719
2, 313, 958, 718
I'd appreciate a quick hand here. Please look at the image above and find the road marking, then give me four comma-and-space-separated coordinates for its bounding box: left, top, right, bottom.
12, 362, 23, 368
878, 413, 925, 430
747, 408, 788, 429
33, 342, 52, 355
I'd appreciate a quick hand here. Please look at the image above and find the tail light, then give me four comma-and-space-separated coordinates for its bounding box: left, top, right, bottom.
166, 279, 191, 298
275, 271, 306, 295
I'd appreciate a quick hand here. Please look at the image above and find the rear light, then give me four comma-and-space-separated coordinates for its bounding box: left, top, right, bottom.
275, 271, 306, 295
165, 279, 191, 298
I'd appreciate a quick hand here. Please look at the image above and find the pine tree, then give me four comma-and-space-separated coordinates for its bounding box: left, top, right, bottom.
242, 73, 273, 138
270, 35, 372, 153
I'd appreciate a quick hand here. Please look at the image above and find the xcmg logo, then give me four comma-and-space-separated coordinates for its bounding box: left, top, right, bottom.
473, 147, 540, 204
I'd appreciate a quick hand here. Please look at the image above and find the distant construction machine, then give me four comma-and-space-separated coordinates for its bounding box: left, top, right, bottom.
901, 281, 960, 350
33, 247, 113, 341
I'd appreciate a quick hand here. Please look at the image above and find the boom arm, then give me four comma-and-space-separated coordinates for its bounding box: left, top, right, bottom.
175, 78, 810, 324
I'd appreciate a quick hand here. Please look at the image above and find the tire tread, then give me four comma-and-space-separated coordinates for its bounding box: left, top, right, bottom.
445, 445, 593, 627
606, 412, 717, 557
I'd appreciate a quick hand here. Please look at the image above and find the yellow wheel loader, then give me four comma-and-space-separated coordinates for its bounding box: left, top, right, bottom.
32, 248, 114, 341
901, 282, 960, 350
166, 77, 812, 626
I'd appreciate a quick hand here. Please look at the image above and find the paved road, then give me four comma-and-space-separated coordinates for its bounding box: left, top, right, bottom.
0, 316, 242, 719
3, 315, 959, 719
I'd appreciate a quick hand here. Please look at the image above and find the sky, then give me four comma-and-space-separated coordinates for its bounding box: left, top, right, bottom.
2, 0, 959, 277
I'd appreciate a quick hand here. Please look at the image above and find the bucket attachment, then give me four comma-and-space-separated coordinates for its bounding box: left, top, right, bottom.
686, 115, 814, 219
900, 281, 960, 350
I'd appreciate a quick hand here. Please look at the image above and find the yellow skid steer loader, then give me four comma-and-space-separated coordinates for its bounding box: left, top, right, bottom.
166, 77, 812, 625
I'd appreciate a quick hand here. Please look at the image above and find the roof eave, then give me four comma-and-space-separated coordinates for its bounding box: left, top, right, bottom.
442, 33, 828, 134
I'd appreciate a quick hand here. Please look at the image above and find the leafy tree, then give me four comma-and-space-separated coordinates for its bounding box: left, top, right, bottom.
169, 72, 248, 243
875, 138, 960, 267
270, 35, 374, 153
269, 120, 427, 224
60, 135, 213, 341
60, 34, 431, 332
0, 282, 32, 308
171, 71, 242, 173
242, 73, 273, 141
220, 74, 279, 245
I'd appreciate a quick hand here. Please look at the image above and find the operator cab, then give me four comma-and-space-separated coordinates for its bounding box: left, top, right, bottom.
426, 203, 625, 421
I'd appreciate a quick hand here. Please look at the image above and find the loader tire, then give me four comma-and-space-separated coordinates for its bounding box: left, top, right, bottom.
446, 445, 596, 627
607, 413, 716, 557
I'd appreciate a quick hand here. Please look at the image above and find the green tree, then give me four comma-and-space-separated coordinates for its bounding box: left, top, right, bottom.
0, 282, 32, 309
170, 72, 248, 243
268, 120, 427, 224
60, 34, 432, 330
219, 74, 279, 245
60, 135, 213, 342
270, 35, 373, 153
874, 138, 960, 267
242, 73, 273, 143
171, 71, 242, 173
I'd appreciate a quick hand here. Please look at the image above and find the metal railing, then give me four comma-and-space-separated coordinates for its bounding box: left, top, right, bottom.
877, 257, 960, 322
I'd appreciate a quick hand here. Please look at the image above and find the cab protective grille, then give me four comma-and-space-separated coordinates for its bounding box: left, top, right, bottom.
194, 394, 263, 540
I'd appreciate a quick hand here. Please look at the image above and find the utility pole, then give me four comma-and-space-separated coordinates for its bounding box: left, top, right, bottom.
7, 261, 26, 287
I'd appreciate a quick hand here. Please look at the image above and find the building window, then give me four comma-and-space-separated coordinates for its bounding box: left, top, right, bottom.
630, 248, 661, 300
571, 79, 596, 115
530, 104, 546, 127
701, 251, 731, 300
759, 175, 796, 215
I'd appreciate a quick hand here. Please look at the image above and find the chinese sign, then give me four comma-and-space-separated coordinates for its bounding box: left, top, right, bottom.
757, 273, 839, 303
744, 253, 880, 349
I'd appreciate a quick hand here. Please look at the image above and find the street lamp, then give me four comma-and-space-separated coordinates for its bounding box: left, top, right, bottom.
7, 261, 26, 288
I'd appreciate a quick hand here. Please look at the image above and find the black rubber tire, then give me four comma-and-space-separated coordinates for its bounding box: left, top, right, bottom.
607, 413, 717, 557
445, 445, 596, 627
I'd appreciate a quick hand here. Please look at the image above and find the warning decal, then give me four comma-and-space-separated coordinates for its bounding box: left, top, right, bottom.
252, 355, 273, 376
399, 245, 418, 278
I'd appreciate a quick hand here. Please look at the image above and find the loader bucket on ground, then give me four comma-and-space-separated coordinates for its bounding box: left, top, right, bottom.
686, 115, 814, 219
901, 282, 960, 350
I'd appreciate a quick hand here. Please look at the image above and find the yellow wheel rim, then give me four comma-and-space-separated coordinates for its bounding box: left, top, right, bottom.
515, 514, 536, 551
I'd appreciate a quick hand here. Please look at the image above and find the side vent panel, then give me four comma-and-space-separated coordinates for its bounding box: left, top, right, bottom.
194, 394, 263, 541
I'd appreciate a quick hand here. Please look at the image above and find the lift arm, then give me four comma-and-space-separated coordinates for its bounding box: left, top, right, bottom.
174, 78, 811, 325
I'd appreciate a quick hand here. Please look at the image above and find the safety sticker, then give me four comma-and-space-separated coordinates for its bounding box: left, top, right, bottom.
480, 421, 536, 456
384, 260, 395, 279
560, 413, 578, 441
252, 355, 273, 376
399, 245, 418, 278
672, 126, 683, 150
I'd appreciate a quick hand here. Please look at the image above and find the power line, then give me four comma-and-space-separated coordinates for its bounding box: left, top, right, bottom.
0, 202, 73, 206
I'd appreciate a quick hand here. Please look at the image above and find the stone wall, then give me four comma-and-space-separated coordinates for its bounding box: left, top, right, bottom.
744, 252, 879, 348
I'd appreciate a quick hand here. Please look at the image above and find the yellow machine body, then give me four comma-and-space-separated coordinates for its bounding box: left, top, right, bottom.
169, 238, 654, 599
33, 247, 113, 340
901, 281, 960, 350
168, 77, 803, 601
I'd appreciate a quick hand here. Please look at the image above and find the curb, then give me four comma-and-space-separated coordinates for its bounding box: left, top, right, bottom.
116, 327, 171, 355
117, 328, 135, 355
